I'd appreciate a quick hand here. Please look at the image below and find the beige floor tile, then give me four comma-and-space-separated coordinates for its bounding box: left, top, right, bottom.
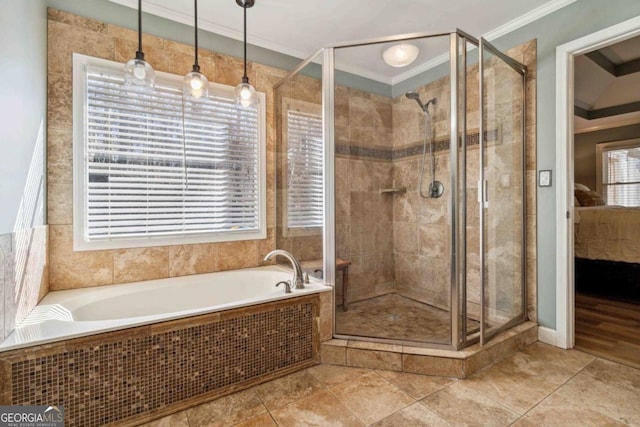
328, 372, 415, 425
528, 368, 640, 425
253, 370, 323, 410
420, 382, 519, 426
581, 357, 640, 391
371, 402, 451, 427
512, 406, 628, 427
270, 390, 365, 427
519, 342, 595, 373
375, 370, 456, 399
458, 347, 582, 414
231, 412, 278, 427
186, 389, 267, 427
137, 411, 189, 427
306, 364, 371, 387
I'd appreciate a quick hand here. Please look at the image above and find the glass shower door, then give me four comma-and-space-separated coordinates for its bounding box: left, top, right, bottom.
479, 38, 526, 344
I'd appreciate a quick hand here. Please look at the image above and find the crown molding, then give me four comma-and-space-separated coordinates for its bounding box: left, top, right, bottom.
107, 0, 310, 60
391, 0, 577, 85
483, 0, 577, 42
109, 0, 576, 86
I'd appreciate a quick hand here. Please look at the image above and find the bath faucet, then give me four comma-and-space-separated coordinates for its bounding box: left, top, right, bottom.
263, 250, 305, 289
275, 280, 292, 294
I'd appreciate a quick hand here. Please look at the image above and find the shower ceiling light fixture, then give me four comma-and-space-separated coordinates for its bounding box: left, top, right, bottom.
234, 0, 258, 108
184, 0, 209, 99
124, 0, 155, 90
382, 43, 419, 68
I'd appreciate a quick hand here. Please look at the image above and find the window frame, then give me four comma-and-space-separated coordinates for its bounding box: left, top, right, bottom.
596, 137, 640, 206
281, 97, 323, 238
72, 54, 266, 251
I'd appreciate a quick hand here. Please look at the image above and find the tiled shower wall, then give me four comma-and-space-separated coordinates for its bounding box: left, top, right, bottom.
336, 40, 537, 322
391, 77, 453, 311
335, 87, 396, 302
46, 9, 286, 290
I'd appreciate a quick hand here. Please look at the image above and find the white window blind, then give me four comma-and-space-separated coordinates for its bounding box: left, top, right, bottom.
603, 146, 640, 207
286, 110, 323, 229
73, 55, 265, 250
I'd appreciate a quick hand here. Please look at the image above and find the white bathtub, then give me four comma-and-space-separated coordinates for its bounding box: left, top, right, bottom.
0, 265, 330, 352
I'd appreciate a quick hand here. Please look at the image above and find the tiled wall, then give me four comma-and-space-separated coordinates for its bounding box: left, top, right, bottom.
0, 228, 48, 343
335, 87, 396, 302
46, 9, 286, 290
334, 39, 537, 322
391, 76, 453, 311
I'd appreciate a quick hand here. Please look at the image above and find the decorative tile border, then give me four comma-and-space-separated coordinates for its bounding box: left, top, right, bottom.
335, 145, 393, 160
1, 296, 319, 427
336, 129, 499, 161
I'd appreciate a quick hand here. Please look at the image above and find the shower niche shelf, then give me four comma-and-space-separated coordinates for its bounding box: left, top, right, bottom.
379, 187, 406, 195
380, 181, 406, 194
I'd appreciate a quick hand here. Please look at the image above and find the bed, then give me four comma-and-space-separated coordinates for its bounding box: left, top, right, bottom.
574, 205, 640, 302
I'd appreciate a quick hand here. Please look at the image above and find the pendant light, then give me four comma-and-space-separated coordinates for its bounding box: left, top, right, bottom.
234, 0, 258, 108
124, 0, 155, 90
184, 0, 209, 99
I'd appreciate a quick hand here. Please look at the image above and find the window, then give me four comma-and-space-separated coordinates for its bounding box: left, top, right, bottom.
282, 99, 323, 235
72, 54, 266, 250
597, 139, 640, 207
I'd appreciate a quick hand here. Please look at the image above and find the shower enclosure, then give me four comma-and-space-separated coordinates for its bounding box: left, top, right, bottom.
274, 30, 527, 350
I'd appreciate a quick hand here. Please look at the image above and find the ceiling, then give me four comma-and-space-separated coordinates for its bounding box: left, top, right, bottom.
108, 0, 573, 85
574, 35, 640, 133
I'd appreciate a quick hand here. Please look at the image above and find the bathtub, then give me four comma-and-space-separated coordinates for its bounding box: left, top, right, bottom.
0, 265, 330, 352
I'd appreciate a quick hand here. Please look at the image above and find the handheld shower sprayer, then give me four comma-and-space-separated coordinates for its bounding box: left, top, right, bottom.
405, 91, 437, 114
405, 90, 444, 199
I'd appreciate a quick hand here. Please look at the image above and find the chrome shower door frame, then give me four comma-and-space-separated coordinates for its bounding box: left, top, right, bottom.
273, 30, 528, 351
478, 37, 528, 346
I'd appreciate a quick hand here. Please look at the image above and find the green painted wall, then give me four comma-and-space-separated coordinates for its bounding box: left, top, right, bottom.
0, 0, 48, 234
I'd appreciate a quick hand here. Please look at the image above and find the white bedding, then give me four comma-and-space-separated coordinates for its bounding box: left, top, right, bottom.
574, 206, 640, 263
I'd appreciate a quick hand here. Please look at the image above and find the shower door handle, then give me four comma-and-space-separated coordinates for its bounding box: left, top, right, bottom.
478, 180, 488, 208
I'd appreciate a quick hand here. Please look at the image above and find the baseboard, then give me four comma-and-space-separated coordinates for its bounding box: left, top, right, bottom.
538, 326, 557, 346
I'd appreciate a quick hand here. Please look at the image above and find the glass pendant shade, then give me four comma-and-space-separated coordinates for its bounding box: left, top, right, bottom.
183, 0, 208, 101
235, 0, 257, 108
124, 0, 155, 91
124, 56, 155, 90
184, 68, 209, 99
235, 79, 257, 108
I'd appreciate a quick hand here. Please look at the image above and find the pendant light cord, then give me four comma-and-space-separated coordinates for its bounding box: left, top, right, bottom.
137, 0, 142, 53
243, 3, 247, 79
194, 0, 199, 67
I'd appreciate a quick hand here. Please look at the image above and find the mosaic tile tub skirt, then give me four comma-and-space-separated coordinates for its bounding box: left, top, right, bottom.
0, 295, 319, 426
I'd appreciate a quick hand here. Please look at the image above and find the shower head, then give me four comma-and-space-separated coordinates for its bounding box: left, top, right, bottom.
405, 91, 437, 113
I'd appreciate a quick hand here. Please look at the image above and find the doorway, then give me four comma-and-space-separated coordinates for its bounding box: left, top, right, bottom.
556, 16, 640, 366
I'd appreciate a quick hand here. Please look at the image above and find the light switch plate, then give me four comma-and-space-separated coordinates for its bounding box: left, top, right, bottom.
539, 170, 552, 187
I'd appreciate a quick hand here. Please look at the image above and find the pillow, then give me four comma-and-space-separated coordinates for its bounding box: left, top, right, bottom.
574, 183, 590, 192
574, 189, 605, 207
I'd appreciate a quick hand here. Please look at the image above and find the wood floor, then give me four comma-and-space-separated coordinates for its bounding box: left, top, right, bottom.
575, 293, 640, 369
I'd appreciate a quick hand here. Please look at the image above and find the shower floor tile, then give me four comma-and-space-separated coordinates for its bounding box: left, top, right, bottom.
335, 293, 479, 344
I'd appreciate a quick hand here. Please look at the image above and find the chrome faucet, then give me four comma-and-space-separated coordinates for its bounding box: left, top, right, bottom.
263, 249, 304, 289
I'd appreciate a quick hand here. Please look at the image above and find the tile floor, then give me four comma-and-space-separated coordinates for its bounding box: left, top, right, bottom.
334, 294, 479, 344
140, 342, 640, 427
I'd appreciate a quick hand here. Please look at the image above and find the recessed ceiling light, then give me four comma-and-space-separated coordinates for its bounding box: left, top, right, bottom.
382, 43, 419, 67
